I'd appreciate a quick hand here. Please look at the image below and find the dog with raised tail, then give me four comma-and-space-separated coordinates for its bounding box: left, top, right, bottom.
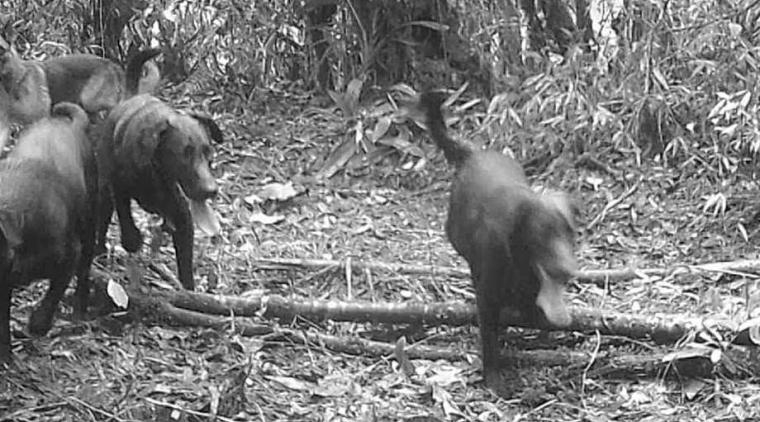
418, 91, 578, 394
0, 101, 96, 364
94, 62, 223, 291
0, 37, 161, 148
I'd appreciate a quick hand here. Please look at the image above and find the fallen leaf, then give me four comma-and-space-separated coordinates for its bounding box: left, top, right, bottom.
107, 280, 129, 309
254, 182, 298, 202
266, 375, 314, 392
249, 212, 286, 225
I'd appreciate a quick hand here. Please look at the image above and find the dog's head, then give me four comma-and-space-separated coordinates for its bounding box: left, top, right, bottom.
51, 102, 89, 132
148, 112, 221, 200
0, 38, 50, 135
138, 60, 161, 95
138, 109, 223, 234
518, 191, 579, 328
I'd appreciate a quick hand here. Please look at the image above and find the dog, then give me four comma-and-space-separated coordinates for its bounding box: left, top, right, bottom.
418, 91, 578, 394
95, 92, 223, 291
0, 40, 161, 149
0, 102, 96, 363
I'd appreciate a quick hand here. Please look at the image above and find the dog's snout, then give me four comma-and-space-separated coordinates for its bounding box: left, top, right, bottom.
201, 181, 218, 199
197, 165, 218, 199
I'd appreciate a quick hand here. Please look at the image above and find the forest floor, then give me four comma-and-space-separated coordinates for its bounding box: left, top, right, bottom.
2, 86, 760, 421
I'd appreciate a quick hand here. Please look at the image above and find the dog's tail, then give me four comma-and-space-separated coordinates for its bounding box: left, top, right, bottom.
125, 48, 162, 97
418, 91, 471, 166
52, 102, 89, 131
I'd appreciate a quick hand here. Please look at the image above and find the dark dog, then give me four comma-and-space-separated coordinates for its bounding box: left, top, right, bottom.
0, 102, 96, 363
95, 93, 223, 291
0, 39, 161, 148
419, 91, 577, 393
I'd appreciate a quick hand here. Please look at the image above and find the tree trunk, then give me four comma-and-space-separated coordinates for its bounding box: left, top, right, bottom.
305, 2, 337, 91
575, 0, 594, 45
86, 0, 143, 59
500, 0, 523, 73
542, 0, 577, 53
519, 0, 546, 52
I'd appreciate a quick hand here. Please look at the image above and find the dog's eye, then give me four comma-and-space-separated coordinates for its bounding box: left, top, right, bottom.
184, 145, 195, 158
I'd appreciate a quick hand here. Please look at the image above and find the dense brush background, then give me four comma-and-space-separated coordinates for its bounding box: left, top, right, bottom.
2, 0, 760, 420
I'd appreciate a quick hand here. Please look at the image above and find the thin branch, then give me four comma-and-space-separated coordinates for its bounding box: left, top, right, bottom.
249, 256, 760, 286
585, 181, 640, 230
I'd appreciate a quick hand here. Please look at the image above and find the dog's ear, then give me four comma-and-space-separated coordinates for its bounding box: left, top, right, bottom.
0, 21, 18, 56
138, 61, 161, 95
135, 118, 173, 165
0, 23, 12, 54
539, 191, 580, 231
189, 112, 224, 143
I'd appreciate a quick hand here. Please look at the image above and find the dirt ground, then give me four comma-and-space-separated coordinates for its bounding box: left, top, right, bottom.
2, 87, 760, 421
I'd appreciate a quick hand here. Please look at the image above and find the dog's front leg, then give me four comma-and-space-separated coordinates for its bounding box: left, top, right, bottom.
113, 189, 142, 253
94, 184, 114, 255
170, 200, 195, 291
160, 182, 196, 290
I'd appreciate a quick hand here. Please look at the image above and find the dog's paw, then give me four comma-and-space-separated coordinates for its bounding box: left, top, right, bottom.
121, 228, 143, 253
27, 308, 55, 336
484, 371, 514, 398
72, 308, 89, 322
93, 240, 107, 256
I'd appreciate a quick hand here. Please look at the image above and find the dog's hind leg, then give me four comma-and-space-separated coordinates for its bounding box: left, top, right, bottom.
475, 279, 504, 391
170, 203, 195, 290
75, 224, 95, 318
27, 269, 74, 336
94, 178, 114, 255
94, 212, 111, 255
0, 269, 12, 363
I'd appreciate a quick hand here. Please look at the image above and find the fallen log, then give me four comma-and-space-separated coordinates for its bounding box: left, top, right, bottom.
148, 287, 748, 345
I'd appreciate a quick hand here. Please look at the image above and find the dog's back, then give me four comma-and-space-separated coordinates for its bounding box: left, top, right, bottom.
12, 102, 92, 197
445, 151, 530, 254
42, 49, 161, 114
101, 94, 172, 181
417, 91, 531, 256
42, 55, 118, 107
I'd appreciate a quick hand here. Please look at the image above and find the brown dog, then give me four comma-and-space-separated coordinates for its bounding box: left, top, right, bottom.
0, 102, 96, 363
0, 41, 161, 148
95, 93, 223, 291
418, 91, 578, 394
